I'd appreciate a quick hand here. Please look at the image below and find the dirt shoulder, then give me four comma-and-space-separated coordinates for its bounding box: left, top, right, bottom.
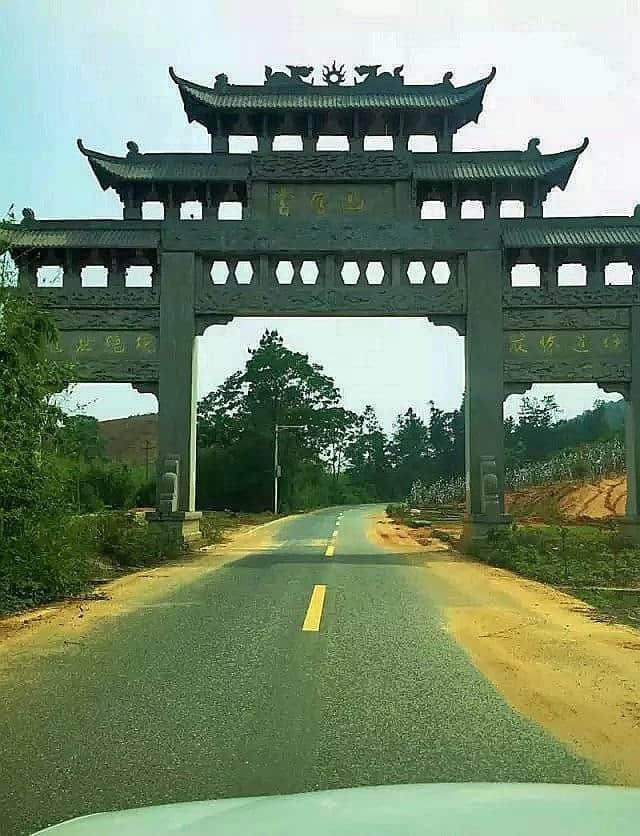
373, 516, 640, 786
507, 476, 627, 521
0, 518, 286, 665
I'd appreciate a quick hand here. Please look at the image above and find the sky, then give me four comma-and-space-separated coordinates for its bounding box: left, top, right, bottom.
2, 0, 639, 430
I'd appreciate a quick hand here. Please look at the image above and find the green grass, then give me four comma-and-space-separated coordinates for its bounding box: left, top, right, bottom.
470, 523, 640, 626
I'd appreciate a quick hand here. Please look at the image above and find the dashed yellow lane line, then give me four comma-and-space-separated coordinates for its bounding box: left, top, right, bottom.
325, 512, 343, 558
302, 584, 327, 632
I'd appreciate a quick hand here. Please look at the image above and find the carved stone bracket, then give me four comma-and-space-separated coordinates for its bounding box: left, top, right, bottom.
194, 314, 234, 336
597, 381, 630, 399
503, 383, 533, 398
428, 314, 466, 335
132, 381, 159, 397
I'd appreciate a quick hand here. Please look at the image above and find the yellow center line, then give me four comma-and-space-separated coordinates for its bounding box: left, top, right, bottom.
302, 584, 327, 631
325, 543, 335, 557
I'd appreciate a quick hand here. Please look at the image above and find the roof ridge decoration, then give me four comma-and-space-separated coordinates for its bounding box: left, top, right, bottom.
354, 64, 404, 87
264, 65, 314, 87
168, 64, 496, 95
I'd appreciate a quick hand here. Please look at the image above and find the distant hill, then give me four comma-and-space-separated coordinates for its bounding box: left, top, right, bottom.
98, 414, 157, 472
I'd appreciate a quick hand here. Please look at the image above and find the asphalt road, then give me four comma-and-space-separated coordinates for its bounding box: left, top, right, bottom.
0, 505, 599, 835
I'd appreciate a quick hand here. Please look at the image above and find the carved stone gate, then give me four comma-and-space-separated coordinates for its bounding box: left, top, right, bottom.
4, 63, 640, 543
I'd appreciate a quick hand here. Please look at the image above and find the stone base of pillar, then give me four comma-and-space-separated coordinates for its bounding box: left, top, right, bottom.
461, 514, 512, 552
617, 517, 640, 545
146, 511, 203, 547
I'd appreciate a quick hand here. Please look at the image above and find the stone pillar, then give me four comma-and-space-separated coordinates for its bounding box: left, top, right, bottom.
211, 135, 229, 153
462, 249, 510, 547
622, 306, 640, 541
147, 250, 202, 544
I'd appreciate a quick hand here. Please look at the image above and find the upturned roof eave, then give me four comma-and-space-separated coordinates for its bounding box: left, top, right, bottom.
76, 138, 589, 193
168, 65, 496, 118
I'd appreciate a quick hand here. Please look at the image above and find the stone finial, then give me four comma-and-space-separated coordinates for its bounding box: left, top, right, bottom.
526, 137, 541, 155
442, 70, 454, 85
21, 207, 35, 223
158, 457, 179, 516
214, 72, 229, 89
634, 204, 640, 219
126, 141, 141, 157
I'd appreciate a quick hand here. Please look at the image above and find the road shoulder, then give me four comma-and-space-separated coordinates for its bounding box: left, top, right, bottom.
372, 515, 640, 786
0, 517, 287, 664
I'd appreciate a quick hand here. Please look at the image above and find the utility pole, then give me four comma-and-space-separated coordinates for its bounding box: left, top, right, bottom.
273, 424, 306, 514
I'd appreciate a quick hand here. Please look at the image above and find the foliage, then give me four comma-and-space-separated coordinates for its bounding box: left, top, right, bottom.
0, 513, 98, 612
197, 329, 362, 511
469, 523, 640, 627
94, 513, 182, 568
410, 438, 626, 508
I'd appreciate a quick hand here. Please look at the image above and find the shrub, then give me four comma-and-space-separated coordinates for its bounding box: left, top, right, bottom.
0, 511, 99, 612
95, 513, 182, 568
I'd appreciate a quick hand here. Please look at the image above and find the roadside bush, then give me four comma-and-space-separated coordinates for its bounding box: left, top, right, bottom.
386, 503, 409, 523
134, 478, 156, 508
0, 511, 99, 612
472, 524, 640, 588
84, 461, 138, 509
95, 512, 182, 568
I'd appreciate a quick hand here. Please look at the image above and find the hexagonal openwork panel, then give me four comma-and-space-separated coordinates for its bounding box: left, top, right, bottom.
431, 261, 451, 285
276, 260, 295, 284
300, 260, 319, 285
365, 261, 385, 285
210, 260, 230, 284
407, 261, 427, 285
234, 260, 254, 284
341, 261, 360, 285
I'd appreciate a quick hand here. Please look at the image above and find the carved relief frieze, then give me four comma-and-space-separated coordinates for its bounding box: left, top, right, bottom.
503, 307, 630, 330
33, 287, 160, 307
504, 358, 630, 382
504, 286, 638, 307
251, 153, 411, 181
195, 284, 465, 316
50, 308, 160, 330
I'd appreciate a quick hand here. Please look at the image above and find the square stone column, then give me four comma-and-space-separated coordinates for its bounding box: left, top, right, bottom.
622, 306, 640, 542
155, 250, 199, 517
462, 249, 510, 547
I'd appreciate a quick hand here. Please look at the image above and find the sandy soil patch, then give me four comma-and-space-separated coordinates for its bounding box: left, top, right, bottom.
0, 518, 285, 668
375, 515, 640, 786
369, 517, 450, 552
508, 476, 627, 521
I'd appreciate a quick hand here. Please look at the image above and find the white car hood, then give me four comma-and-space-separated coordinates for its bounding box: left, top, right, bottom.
33, 782, 640, 835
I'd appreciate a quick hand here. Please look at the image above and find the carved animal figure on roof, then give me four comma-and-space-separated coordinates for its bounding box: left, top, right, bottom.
264, 65, 314, 85
354, 64, 404, 84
